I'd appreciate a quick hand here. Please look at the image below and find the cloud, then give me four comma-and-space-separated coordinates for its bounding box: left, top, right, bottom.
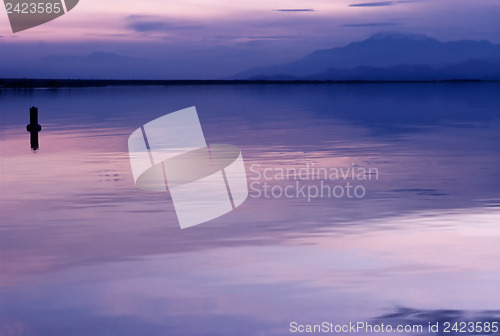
125, 15, 200, 32
342, 22, 401, 27
223, 35, 295, 40
349, 1, 394, 7
275, 9, 315, 12
349, 0, 422, 7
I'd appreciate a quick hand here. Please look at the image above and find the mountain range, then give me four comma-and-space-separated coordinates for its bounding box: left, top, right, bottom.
233, 32, 500, 81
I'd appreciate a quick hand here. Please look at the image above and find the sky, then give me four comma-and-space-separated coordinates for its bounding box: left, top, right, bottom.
0, 0, 499, 78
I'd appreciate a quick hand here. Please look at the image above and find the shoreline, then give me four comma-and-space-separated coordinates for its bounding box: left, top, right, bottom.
1, 78, 497, 89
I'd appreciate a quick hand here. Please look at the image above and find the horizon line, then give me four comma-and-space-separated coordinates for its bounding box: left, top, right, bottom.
1, 78, 498, 89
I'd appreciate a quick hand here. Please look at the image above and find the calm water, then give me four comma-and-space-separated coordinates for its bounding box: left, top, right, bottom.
1, 84, 500, 335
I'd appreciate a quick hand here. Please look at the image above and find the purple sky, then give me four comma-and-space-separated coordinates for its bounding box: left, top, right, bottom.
1, 0, 499, 78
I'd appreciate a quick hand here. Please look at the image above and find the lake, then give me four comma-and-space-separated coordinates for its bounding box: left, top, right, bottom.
1, 83, 500, 335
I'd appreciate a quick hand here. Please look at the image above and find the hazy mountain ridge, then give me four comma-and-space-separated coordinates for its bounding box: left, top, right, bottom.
234, 33, 500, 81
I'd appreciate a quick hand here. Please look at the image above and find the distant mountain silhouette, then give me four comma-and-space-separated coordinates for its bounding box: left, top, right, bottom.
233, 32, 500, 80
288, 59, 500, 81
40, 51, 140, 64
36, 52, 155, 79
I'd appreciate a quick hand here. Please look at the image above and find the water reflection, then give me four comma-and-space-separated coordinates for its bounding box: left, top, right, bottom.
0, 84, 499, 335
374, 307, 500, 336
28, 131, 40, 151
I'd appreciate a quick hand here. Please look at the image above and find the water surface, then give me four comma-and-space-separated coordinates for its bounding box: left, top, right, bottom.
1, 83, 500, 335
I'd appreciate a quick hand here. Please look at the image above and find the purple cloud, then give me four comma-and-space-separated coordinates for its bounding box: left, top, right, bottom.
126, 15, 200, 32
275, 9, 315, 12
349, 1, 394, 7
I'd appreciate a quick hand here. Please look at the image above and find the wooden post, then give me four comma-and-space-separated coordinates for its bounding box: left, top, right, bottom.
30, 106, 38, 126
26, 106, 42, 132
26, 106, 42, 150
